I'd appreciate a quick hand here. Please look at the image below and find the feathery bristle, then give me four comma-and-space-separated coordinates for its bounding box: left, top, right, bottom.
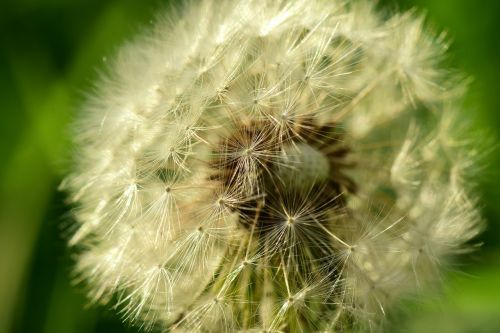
63, 1, 484, 331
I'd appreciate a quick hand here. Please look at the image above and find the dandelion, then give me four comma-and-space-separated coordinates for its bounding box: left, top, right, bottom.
62, 0, 484, 331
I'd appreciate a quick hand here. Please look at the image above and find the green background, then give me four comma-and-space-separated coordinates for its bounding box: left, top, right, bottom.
1, 1, 499, 332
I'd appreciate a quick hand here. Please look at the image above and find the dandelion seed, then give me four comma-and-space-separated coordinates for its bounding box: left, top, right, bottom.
63, 0, 485, 331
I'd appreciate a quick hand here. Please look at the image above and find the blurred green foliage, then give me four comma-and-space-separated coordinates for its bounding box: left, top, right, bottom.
0, 1, 499, 332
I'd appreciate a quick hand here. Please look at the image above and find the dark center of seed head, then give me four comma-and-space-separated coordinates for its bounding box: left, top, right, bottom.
212, 120, 352, 231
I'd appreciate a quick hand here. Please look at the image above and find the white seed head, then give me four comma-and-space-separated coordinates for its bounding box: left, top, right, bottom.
63, 0, 484, 331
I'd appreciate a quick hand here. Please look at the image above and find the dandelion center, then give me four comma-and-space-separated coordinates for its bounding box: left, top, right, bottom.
212, 119, 354, 232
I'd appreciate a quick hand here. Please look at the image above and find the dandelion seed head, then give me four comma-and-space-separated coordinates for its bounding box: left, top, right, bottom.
63, 0, 485, 331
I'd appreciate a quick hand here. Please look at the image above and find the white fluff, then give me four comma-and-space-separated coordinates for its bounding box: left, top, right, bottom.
63, 1, 484, 331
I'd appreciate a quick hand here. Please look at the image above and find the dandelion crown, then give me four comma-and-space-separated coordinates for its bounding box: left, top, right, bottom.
63, 0, 483, 331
